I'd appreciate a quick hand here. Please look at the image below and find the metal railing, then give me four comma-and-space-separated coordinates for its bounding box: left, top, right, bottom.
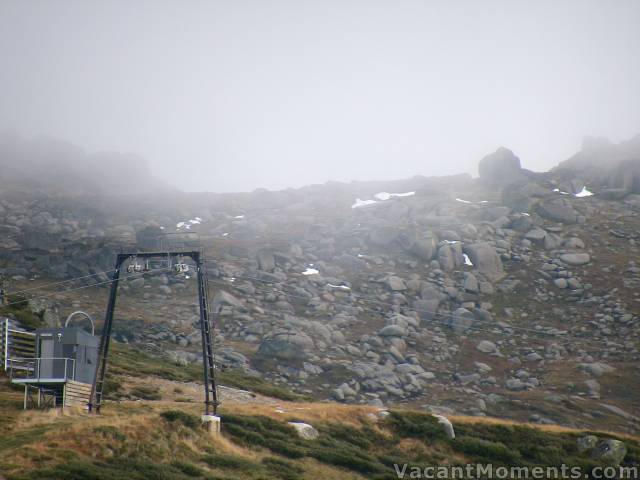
8, 357, 76, 382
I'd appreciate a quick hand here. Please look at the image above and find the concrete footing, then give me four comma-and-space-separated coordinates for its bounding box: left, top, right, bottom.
202, 415, 221, 436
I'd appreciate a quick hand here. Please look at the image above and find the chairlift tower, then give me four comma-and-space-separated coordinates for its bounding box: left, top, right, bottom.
87, 249, 220, 416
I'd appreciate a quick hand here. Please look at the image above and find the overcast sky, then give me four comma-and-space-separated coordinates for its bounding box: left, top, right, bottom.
1, 0, 639, 193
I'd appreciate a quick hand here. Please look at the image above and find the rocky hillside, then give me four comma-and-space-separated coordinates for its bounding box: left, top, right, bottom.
1, 135, 639, 435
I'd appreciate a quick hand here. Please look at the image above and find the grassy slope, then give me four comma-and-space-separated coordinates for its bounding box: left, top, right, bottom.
1, 346, 639, 480
107, 342, 306, 402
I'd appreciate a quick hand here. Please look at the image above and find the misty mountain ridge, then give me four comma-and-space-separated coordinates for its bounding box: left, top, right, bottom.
2, 131, 640, 200
0, 132, 172, 197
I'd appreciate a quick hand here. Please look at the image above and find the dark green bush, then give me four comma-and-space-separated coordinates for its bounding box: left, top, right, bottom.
130, 385, 162, 401
160, 410, 200, 429
201, 453, 258, 471
385, 410, 448, 441
452, 437, 520, 463
261, 457, 304, 480
170, 460, 205, 477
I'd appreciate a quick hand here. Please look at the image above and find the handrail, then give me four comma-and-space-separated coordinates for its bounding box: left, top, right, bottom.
8, 357, 76, 382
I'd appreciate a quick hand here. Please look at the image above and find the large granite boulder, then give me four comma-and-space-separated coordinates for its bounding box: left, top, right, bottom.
257, 329, 314, 360
537, 200, 580, 224
478, 147, 524, 186
463, 243, 505, 282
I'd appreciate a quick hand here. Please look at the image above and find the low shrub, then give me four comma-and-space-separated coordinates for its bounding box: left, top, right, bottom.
160, 410, 200, 429
130, 385, 161, 401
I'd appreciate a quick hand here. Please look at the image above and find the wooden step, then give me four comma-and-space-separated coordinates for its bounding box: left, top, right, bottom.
64, 381, 92, 408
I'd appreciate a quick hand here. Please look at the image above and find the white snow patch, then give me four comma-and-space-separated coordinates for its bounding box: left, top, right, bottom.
374, 191, 415, 201
521, 213, 530, 217
574, 187, 594, 198
351, 198, 379, 209
302, 268, 319, 275
553, 188, 570, 195
327, 283, 351, 291
190, 218, 201, 224
222, 232, 230, 237
443, 240, 459, 244
234, 215, 245, 219
357, 254, 365, 258
456, 198, 489, 205
463, 254, 474, 266
176, 221, 186, 228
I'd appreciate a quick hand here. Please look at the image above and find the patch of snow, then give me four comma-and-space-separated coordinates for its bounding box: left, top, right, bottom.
302, 268, 319, 275
190, 218, 201, 224
521, 213, 530, 216
443, 240, 459, 244
176, 221, 186, 228
463, 254, 474, 266
357, 254, 365, 258
553, 188, 570, 195
351, 198, 379, 208
234, 215, 245, 219
456, 198, 489, 205
374, 191, 416, 201
574, 186, 594, 198
222, 232, 229, 237
327, 283, 351, 291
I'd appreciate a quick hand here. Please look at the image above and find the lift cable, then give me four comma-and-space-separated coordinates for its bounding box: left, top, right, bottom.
5, 269, 118, 297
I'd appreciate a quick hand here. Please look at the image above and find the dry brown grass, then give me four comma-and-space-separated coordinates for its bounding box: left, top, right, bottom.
449, 414, 640, 442
222, 400, 380, 426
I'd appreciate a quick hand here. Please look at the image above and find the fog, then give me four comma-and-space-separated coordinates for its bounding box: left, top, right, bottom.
1, 0, 639, 193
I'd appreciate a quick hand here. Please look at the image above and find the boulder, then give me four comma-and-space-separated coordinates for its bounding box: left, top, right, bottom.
449, 308, 476, 334
560, 253, 590, 266
437, 244, 463, 271
386, 276, 407, 291
463, 243, 505, 282
607, 158, 640, 194
538, 200, 579, 224
212, 290, 244, 311
478, 147, 523, 185
432, 414, 455, 439
257, 330, 314, 360
592, 439, 627, 466
476, 340, 497, 354
288, 422, 319, 440
410, 237, 438, 261
463, 272, 479, 293
378, 325, 406, 337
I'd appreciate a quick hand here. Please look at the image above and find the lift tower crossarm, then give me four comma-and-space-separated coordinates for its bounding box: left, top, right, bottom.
87, 250, 220, 415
